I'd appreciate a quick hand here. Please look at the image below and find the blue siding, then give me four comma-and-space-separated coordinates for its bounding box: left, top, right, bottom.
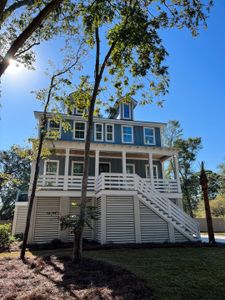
47, 118, 162, 147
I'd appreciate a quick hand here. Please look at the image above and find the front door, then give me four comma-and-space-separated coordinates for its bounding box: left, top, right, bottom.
99, 163, 110, 174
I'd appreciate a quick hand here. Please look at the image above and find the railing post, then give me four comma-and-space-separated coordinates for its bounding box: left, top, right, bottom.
95, 150, 99, 177
148, 153, 154, 186
173, 154, 182, 193
63, 148, 70, 191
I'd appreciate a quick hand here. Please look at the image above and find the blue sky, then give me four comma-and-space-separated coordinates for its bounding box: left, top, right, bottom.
0, 2, 224, 172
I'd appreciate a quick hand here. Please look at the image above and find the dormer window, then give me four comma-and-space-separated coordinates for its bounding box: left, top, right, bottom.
123, 103, 131, 119
74, 107, 84, 115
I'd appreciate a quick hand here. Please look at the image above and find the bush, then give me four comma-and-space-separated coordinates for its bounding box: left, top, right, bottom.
0, 223, 13, 249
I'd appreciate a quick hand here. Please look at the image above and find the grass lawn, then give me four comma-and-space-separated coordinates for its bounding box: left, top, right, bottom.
86, 247, 225, 300
1, 247, 225, 299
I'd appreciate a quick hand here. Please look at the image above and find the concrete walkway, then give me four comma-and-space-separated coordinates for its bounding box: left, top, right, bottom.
201, 233, 225, 243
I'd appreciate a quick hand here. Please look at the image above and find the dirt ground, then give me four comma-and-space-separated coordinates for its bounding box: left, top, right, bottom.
0, 256, 152, 300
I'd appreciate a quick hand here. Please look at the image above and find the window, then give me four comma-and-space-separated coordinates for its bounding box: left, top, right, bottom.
145, 164, 158, 179
126, 164, 135, 174
123, 103, 131, 119
44, 161, 59, 176
74, 107, 84, 115
144, 127, 155, 145
72, 161, 84, 175
95, 123, 103, 141
122, 126, 133, 143
105, 124, 114, 142
47, 120, 61, 138
74, 122, 86, 140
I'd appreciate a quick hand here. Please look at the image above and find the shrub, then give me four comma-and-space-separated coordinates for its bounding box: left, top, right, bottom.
0, 223, 13, 249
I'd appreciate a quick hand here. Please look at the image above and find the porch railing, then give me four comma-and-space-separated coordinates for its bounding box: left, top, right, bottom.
36, 173, 180, 194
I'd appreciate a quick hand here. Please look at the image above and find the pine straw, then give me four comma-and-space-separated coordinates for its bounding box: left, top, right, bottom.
0, 256, 152, 300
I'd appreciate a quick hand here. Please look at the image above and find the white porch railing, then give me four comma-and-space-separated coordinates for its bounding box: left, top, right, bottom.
36, 173, 180, 194
37, 175, 95, 191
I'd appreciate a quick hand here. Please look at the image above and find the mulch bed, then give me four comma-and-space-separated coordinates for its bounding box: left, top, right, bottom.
0, 256, 152, 300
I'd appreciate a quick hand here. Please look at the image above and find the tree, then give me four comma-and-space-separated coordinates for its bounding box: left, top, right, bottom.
0, 145, 31, 220
218, 158, 225, 195
200, 161, 215, 244
0, 0, 80, 77
69, 0, 212, 262
20, 49, 82, 260
174, 137, 202, 217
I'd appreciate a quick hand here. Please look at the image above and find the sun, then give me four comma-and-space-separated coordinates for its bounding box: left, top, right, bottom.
7, 58, 24, 74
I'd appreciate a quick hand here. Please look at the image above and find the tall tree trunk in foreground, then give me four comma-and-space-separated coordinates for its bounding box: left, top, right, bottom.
200, 161, 215, 244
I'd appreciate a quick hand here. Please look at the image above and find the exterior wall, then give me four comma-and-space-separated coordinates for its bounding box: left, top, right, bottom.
12, 203, 28, 235
30, 197, 95, 244
47, 117, 162, 147
38, 155, 162, 179
139, 201, 170, 243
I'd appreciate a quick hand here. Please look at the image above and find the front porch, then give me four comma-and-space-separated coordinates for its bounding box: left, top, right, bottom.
34, 147, 181, 198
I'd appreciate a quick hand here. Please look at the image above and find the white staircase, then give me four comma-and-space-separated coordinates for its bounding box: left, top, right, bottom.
95, 173, 200, 242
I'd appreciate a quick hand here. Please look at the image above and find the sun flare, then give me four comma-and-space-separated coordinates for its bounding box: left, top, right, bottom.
7, 58, 24, 74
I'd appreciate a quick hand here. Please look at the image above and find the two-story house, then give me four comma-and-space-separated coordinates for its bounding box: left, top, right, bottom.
12, 98, 200, 244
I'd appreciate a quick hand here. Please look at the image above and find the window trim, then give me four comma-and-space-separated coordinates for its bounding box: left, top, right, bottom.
47, 120, 62, 138
105, 124, 114, 142
73, 121, 86, 140
121, 125, 134, 144
123, 103, 131, 119
145, 164, 159, 179
44, 160, 59, 176
143, 127, 156, 145
74, 107, 84, 115
71, 161, 84, 176
99, 162, 111, 174
126, 163, 135, 174
94, 123, 104, 142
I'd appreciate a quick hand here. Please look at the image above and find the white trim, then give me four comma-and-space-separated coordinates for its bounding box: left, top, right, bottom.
143, 127, 155, 145
74, 107, 84, 115
44, 160, 59, 175
35, 111, 166, 129
73, 121, 86, 140
123, 103, 131, 120
126, 163, 135, 174
121, 125, 134, 144
94, 123, 104, 142
105, 124, 114, 142
47, 120, 62, 139
145, 164, 159, 179
99, 162, 111, 173
71, 161, 84, 175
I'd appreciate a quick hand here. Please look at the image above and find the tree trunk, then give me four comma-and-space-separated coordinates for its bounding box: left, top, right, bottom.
0, 0, 63, 77
20, 120, 46, 260
200, 162, 215, 244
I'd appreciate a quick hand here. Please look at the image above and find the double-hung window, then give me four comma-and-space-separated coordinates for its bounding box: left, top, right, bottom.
105, 124, 114, 142
47, 120, 61, 138
95, 123, 103, 141
145, 164, 158, 179
123, 103, 131, 119
72, 161, 84, 175
144, 127, 155, 145
44, 160, 59, 176
74, 122, 86, 140
122, 126, 133, 143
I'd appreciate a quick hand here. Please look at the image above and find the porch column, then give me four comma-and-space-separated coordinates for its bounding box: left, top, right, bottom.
122, 150, 126, 174
95, 150, 99, 176
173, 154, 182, 193
63, 148, 70, 190
148, 153, 154, 185
161, 160, 165, 179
